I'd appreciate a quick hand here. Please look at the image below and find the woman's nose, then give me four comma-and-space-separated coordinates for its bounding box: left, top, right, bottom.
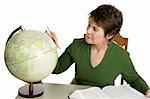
87, 27, 92, 35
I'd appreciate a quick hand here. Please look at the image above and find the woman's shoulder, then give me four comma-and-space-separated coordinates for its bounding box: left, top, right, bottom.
66, 38, 88, 56
110, 41, 129, 56
67, 38, 87, 50
71, 38, 87, 46
73, 38, 86, 43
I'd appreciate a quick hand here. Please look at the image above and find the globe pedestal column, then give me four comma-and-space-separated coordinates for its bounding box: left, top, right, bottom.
18, 82, 44, 98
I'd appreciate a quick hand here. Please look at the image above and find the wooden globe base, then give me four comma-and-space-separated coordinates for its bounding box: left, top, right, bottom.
18, 82, 44, 98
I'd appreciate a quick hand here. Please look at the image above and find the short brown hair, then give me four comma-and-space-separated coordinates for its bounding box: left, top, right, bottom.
89, 4, 123, 36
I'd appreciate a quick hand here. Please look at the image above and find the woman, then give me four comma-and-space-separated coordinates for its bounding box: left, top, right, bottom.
46, 4, 150, 97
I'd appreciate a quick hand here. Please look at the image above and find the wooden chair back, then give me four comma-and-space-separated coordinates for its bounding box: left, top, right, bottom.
111, 33, 128, 85
111, 34, 128, 50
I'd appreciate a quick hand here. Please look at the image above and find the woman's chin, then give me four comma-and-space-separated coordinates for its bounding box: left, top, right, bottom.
85, 39, 92, 44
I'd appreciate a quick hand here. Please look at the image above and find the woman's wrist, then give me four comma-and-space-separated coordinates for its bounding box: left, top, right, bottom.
145, 89, 150, 98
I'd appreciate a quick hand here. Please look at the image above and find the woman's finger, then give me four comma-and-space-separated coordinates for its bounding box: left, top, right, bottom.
46, 26, 60, 48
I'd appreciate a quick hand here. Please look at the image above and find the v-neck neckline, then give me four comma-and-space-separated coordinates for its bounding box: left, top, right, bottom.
89, 42, 112, 69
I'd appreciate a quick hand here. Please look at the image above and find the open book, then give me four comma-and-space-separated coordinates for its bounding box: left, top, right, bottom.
69, 85, 146, 99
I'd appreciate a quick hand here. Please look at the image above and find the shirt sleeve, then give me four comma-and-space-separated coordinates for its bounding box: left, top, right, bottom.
122, 54, 149, 94
52, 40, 75, 74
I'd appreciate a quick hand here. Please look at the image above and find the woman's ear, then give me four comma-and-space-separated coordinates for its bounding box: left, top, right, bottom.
106, 33, 115, 40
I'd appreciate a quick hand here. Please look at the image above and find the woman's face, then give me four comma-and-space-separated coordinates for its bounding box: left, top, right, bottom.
85, 18, 108, 45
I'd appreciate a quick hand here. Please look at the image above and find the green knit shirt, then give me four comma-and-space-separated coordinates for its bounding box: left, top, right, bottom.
53, 38, 149, 94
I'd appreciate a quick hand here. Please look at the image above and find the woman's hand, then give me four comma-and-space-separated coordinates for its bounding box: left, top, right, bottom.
45, 26, 60, 48
145, 89, 150, 98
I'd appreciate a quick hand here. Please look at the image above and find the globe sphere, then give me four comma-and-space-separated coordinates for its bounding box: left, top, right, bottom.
4, 29, 58, 82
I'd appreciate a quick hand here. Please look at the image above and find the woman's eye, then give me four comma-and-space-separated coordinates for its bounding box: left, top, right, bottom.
93, 27, 98, 31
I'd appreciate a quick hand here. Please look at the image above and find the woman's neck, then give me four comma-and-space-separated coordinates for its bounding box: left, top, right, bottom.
91, 42, 109, 53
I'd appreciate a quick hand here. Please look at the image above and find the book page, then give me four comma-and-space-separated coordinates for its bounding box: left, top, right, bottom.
102, 85, 146, 99
69, 87, 112, 99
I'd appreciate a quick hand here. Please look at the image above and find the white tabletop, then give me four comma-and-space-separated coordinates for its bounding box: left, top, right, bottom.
15, 83, 91, 99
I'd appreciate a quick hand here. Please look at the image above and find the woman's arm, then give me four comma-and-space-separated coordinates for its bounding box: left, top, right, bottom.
52, 47, 74, 74
122, 54, 149, 94
44, 26, 74, 74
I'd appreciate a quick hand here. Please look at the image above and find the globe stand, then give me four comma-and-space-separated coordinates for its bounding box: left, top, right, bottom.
18, 82, 44, 98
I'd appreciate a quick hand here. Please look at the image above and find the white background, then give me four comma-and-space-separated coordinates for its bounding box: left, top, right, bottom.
0, 0, 150, 99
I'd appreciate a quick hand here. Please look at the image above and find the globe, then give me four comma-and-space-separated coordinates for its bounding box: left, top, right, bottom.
4, 28, 58, 83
